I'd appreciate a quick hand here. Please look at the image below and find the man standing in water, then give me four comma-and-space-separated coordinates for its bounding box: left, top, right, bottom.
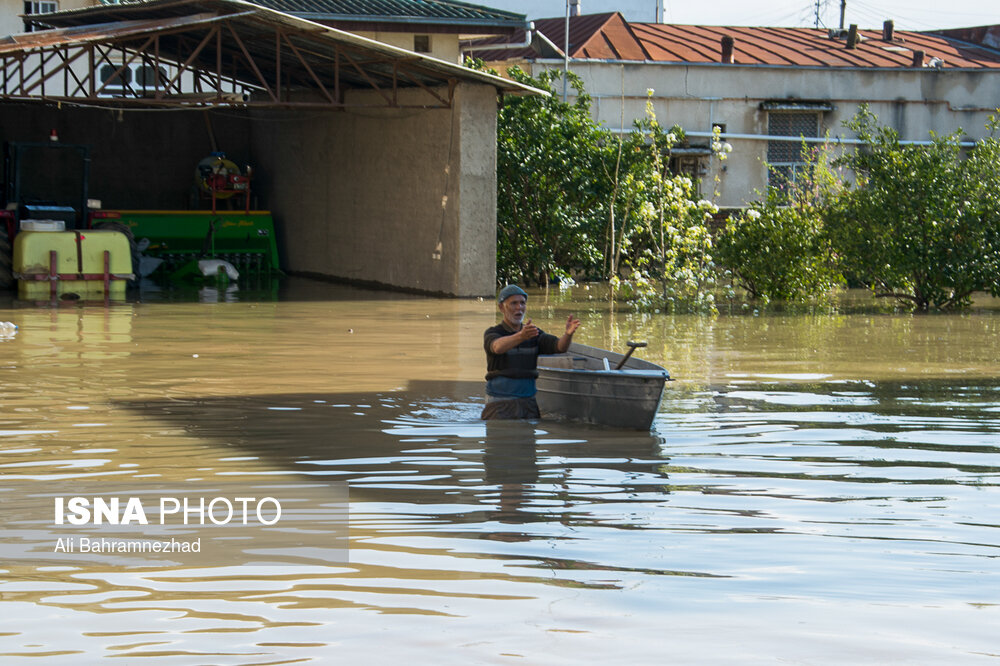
482, 285, 581, 420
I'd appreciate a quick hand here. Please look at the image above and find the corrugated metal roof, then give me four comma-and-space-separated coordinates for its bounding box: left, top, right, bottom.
0, 12, 229, 51
930, 25, 1000, 51
475, 12, 1000, 69
98, 0, 526, 27
633, 23, 1000, 68
2, 0, 545, 107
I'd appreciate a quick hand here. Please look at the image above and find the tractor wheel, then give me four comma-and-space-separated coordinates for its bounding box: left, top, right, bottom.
0, 225, 13, 291
92, 220, 140, 287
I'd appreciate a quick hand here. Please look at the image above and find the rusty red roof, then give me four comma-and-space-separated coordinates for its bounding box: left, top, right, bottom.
474, 12, 1000, 69
931, 25, 1000, 50
633, 23, 1000, 68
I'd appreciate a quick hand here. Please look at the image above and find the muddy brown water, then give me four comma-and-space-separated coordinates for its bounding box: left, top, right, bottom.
0, 279, 997, 663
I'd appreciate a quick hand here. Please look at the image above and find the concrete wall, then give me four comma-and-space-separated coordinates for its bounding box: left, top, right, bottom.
251, 81, 497, 297
523, 60, 1000, 208
455, 83, 497, 296
353, 31, 462, 64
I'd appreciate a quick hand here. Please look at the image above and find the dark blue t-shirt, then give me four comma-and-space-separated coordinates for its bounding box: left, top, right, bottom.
483, 323, 559, 398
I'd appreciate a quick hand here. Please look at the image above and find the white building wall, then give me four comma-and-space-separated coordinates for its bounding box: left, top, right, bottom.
524, 59, 1000, 208
0, 0, 93, 37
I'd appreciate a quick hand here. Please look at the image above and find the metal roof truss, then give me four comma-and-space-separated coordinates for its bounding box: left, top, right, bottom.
0, 14, 458, 109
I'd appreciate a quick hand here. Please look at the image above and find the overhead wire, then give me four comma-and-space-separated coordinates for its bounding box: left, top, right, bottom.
656, 0, 993, 30
843, 0, 993, 30
745, 5, 815, 27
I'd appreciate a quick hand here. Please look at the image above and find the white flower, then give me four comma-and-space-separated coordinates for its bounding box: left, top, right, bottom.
666, 132, 677, 143
646, 88, 655, 96
723, 142, 733, 153
747, 209, 762, 220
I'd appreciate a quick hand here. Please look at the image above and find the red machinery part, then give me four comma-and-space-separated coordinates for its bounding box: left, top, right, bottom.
0, 209, 14, 240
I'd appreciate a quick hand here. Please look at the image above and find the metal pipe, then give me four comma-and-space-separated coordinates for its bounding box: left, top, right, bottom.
462, 22, 535, 53
561, 89, 996, 113
688, 130, 976, 147
609, 127, 977, 147
563, 0, 570, 101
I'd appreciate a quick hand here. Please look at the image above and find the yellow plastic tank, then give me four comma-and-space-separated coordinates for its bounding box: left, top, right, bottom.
13, 230, 132, 300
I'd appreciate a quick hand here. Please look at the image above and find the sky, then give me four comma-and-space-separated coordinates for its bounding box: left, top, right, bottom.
482, 0, 999, 31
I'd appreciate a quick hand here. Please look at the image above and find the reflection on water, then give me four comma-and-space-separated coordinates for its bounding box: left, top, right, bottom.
0, 281, 998, 662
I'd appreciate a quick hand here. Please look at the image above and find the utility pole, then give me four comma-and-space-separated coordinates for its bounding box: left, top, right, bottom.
813, 0, 847, 30
563, 0, 570, 101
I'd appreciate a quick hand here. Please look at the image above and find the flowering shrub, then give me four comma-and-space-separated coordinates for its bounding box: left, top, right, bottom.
610, 93, 721, 312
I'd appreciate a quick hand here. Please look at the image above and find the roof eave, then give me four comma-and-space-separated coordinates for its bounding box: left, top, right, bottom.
525, 57, 999, 71
7, 2, 549, 98
295, 13, 529, 30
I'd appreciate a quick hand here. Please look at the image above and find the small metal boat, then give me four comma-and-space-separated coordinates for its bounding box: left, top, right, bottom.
536, 341, 669, 430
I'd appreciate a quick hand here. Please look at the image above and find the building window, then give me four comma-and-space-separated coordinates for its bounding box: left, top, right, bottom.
96, 63, 170, 96
413, 35, 431, 53
767, 112, 818, 187
135, 64, 168, 90
23, 0, 57, 32
99, 64, 132, 95
669, 155, 709, 194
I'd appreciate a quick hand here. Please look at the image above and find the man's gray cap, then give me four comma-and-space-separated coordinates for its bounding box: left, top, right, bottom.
497, 285, 528, 303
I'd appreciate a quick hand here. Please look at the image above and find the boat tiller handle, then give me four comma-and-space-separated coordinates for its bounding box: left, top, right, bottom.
614, 341, 647, 370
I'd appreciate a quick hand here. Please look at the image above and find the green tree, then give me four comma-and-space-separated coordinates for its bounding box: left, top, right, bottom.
717, 142, 844, 302
490, 66, 612, 286
829, 108, 1000, 310
468, 62, 720, 308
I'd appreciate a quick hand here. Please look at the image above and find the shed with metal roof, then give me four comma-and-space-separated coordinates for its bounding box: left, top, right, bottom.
1, 0, 544, 295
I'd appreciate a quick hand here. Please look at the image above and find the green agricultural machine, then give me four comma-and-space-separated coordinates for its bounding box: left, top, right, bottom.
88, 152, 282, 289
1, 140, 282, 296
88, 208, 281, 287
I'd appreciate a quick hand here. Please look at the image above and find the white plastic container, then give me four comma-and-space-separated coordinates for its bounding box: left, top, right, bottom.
20, 219, 65, 232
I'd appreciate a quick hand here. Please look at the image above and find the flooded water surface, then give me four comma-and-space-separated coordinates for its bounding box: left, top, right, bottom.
1, 281, 998, 663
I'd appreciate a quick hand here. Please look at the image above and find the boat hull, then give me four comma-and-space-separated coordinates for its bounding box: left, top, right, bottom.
536, 343, 668, 430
